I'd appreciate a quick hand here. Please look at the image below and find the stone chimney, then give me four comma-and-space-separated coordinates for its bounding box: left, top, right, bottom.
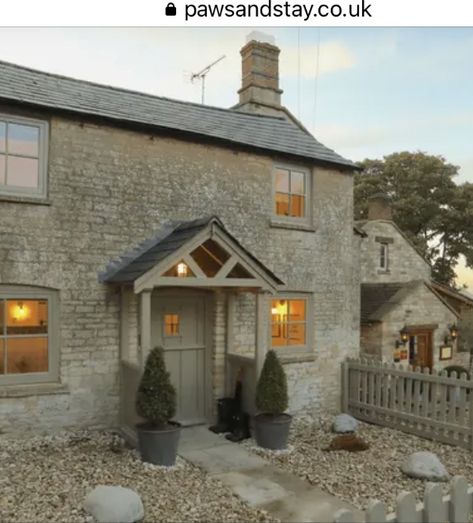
235, 31, 284, 117
367, 193, 393, 221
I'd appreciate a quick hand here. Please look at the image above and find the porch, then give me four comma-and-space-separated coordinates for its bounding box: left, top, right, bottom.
99, 217, 283, 443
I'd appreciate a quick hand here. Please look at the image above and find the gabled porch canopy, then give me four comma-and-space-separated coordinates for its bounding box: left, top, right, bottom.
100, 216, 284, 293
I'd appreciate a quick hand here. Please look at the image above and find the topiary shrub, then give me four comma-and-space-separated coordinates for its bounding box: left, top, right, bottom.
256, 350, 288, 415
136, 347, 176, 428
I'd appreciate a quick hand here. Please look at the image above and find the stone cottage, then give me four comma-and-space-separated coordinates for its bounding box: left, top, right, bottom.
358, 194, 468, 370
0, 35, 360, 435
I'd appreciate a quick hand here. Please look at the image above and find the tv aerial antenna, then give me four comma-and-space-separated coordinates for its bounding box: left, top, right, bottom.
191, 55, 226, 104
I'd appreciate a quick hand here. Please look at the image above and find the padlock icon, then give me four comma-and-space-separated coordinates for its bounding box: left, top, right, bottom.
165, 2, 177, 15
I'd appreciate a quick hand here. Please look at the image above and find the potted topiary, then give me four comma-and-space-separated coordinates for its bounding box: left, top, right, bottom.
254, 350, 291, 450
136, 346, 181, 466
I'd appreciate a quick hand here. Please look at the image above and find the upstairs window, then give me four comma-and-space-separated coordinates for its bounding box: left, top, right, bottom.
274, 166, 310, 223
0, 114, 48, 199
379, 243, 389, 271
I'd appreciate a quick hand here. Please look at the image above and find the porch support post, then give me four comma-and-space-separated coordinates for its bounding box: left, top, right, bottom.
255, 291, 270, 378
225, 291, 236, 395
119, 286, 130, 362
139, 289, 152, 368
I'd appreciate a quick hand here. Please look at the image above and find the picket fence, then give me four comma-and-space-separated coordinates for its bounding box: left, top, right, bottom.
334, 476, 473, 523
341, 358, 473, 450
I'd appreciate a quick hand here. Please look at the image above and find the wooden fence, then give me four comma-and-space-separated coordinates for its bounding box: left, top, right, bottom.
334, 476, 473, 522
342, 358, 473, 450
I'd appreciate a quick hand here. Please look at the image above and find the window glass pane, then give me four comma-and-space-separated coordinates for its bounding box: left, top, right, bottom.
6, 337, 48, 374
0, 300, 4, 334
190, 239, 230, 277
164, 314, 180, 336
288, 323, 305, 345
271, 323, 287, 346
291, 171, 305, 195
275, 169, 290, 192
8, 123, 39, 157
289, 300, 306, 321
275, 192, 290, 216
6, 299, 48, 335
227, 263, 253, 279
0, 122, 5, 152
163, 260, 195, 278
0, 339, 4, 374
290, 195, 305, 217
0, 154, 5, 185
7, 156, 39, 188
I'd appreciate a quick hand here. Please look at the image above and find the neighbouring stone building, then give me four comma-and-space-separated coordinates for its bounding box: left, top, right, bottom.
0, 34, 360, 435
357, 194, 469, 370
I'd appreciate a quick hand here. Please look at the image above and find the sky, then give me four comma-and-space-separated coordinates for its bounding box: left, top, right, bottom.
0, 27, 472, 289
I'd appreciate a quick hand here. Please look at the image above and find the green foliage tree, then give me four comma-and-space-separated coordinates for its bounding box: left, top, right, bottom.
355, 151, 473, 286
136, 346, 176, 427
256, 350, 288, 415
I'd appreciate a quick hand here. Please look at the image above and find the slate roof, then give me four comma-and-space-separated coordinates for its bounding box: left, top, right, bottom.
100, 216, 284, 286
0, 60, 355, 169
360, 283, 407, 323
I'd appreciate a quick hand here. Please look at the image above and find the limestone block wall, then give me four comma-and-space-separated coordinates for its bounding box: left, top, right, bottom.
359, 220, 431, 284
0, 105, 358, 433
380, 283, 467, 370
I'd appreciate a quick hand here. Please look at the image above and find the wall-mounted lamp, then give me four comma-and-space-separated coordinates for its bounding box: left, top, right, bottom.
177, 262, 188, 277
449, 323, 458, 341
399, 326, 409, 345
12, 302, 28, 322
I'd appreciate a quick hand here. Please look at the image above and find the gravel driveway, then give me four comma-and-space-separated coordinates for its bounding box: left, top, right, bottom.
244, 416, 473, 513
0, 430, 275, 523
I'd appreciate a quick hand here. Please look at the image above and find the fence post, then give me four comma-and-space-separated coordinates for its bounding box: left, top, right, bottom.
342, 360, 349, 414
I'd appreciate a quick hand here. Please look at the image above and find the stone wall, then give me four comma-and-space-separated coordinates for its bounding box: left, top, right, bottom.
380, 282, 467, 370
360, 323, 383, 360
359, 220, 431, 284
0, 105, 359, 433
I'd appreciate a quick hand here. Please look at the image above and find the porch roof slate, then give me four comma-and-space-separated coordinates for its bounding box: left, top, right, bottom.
99, 216, 284, 286
360, 282, 407, 323
0, 60, 356, 169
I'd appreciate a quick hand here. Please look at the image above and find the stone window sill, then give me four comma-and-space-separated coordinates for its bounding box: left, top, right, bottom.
0, 194, 51, 206
270, 220, 315, 233
277, 352, 316, 364
0, 382, 69, 398
377, 269, 391, 275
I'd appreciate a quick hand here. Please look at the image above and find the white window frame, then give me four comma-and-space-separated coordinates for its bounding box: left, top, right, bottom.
0, 113, 49, 199
269, 293, 313, 354
272, 164, 312, 227
379, 242, 389, 271
0, 286, 59, 386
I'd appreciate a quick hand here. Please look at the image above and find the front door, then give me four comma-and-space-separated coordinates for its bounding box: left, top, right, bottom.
408, 331, 433, 369
151, 293, 207, 425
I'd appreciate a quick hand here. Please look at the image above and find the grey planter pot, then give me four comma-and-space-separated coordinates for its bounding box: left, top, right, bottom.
136, 422, 181, 466
254, 413, 292, 450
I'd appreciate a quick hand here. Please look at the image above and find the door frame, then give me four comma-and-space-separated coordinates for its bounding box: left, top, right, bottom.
151, 287, 214, 425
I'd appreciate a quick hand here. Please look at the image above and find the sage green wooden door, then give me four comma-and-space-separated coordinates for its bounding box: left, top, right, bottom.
151, 294, 207, 425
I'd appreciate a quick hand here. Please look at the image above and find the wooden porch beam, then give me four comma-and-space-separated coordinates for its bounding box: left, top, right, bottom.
255, 292, 270, 378
139, 290, 152, 368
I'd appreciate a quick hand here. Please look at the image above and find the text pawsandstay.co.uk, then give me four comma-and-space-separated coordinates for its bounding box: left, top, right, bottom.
184, 0, 373, 21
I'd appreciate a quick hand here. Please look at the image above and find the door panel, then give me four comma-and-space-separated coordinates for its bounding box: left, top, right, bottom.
151, 295, 207, 425
409, 331, 432, 369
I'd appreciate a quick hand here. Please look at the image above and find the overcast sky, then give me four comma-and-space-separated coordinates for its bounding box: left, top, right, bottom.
1, 27, 472, 289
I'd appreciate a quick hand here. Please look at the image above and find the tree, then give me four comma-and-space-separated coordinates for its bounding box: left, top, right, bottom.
136, 346, 176, 427
355, 151, 473, 286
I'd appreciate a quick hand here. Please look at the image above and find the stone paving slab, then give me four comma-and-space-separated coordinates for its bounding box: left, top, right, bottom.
179, 426, 363, 523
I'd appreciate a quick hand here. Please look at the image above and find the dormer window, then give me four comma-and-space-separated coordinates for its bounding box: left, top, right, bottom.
0, 114, 48, 199
379, 242, 389, 271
